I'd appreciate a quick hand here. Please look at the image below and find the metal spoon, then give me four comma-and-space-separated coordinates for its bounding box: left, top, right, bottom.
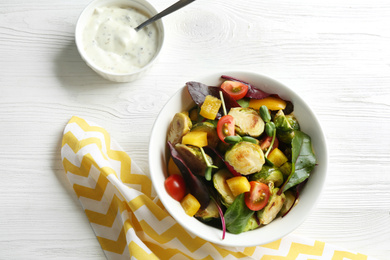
135, 0, 196, 31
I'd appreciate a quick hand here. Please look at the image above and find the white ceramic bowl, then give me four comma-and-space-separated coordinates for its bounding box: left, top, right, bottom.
75, 0, 165, 82
149, 71, 328, 247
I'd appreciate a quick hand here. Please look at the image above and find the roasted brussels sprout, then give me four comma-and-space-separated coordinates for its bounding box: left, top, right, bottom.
225, 141, 265, 176
168, 112, 192, 145
243, 215, 260, 232
286, 114, 300, 130
277, 131, 295, 144
228, 107, 264, 137
251, 165, 284, 187
274, 110, 291, 131
278, 190, 296, 216
257, 187, 286, 225
274, 110, 299, 143
175, 143, 212, 176
191, 121, 219, 148
195, 199, 219, 221
213, 169, 235, 206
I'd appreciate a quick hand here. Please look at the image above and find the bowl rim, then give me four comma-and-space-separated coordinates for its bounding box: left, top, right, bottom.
148, 70, 328, 247
75, 0, 165, 78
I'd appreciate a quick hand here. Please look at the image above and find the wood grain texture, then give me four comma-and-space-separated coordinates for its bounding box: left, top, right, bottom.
1, 0, 389, 259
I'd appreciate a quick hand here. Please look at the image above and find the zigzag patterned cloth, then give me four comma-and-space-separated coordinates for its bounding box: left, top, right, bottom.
61, 116, 375, 260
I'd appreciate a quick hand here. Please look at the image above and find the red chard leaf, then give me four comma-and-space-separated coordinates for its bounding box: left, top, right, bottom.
186, 81, 240, 119
186, 81, 212, 106
168, 142, 210, 209
221, 75, 270, 100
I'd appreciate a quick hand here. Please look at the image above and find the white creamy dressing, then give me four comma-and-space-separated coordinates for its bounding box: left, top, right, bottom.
82, 6, 159, 74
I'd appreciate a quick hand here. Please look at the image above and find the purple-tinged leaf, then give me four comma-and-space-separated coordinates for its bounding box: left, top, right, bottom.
168, 142, 210, 209
221, 75, 270, 100
186, 81, 241, 119
211, 196, 226, 240
281, 180, 306, 217
186, 81, 212, 106
246, 87, 271, 100
254, 212, 261, 226
221, 75, 251, 85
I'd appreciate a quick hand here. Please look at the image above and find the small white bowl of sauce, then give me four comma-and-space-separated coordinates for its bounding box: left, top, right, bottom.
75, 0, 165, 82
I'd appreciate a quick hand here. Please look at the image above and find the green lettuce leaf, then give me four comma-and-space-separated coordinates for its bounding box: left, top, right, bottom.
224, 194, 254, 234
282, 131, 316, 192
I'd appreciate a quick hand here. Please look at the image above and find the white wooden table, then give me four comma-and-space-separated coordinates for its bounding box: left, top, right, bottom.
1, 0, 389, 259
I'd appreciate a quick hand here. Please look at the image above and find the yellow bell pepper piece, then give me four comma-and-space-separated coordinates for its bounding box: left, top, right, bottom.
181, 193, 201, 217
181, 131, 208, 147
199, 95, 222, 120
226, 176, 251, 197
167, 157, 181, 176
267, 148, 288, 167
249, 96, 287, 111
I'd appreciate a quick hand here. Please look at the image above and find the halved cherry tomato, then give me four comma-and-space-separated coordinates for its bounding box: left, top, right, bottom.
217, 115, 235, 143
245, 181, 270, 211
164, 174, 187, 201
221, 81, 249, 100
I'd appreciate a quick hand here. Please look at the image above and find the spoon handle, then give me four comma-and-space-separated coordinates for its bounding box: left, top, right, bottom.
135, 0, 196, 31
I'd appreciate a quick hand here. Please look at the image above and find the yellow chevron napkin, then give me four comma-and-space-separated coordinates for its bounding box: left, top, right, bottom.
61, 116, 375, 260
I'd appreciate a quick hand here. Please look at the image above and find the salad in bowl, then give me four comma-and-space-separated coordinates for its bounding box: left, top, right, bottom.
149, 71, 327, 247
